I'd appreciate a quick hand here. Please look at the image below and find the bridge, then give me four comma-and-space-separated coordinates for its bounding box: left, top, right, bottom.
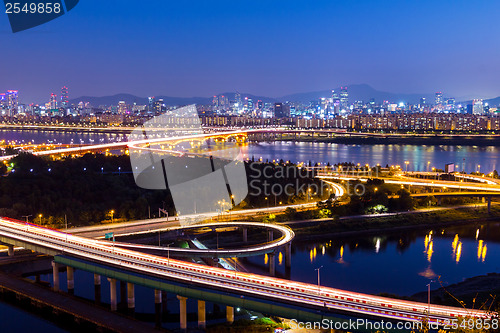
0, 216, 491, 331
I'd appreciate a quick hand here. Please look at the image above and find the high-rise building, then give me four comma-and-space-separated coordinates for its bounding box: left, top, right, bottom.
6, 90, 18, 115
257, 100, 263, 110
61, 86, 69, 107
148, 97, 155, 113
274, 102, 290, 118
340, 86, 348, 111
446, 98, 456, 111
235, 92, 241, 111
118, 101, 127, 114
154, 98, 165, 113
435, 92, 443, 107
472, 99, 484, 115
49, 93, 57, 110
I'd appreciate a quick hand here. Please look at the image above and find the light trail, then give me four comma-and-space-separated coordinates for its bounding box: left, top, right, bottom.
0, 216, 493, 325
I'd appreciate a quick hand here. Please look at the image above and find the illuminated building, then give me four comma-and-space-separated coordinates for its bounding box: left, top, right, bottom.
49, 93, 57, 110
340, 86, 348, 111
472, 99, 484, 115
61, 86, 69, 107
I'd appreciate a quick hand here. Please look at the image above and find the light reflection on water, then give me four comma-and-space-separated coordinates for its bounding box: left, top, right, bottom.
252, 222, 500, 297
242, 141, 500, 173
1, 131, 500, 173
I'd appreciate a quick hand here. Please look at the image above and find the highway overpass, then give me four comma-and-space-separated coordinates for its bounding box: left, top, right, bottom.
0, 216, 492, 331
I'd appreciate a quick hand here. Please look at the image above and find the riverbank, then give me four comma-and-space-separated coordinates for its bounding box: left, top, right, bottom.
275, 134, 500, 146
285, 204, 500, 241
411, 273, 500, 310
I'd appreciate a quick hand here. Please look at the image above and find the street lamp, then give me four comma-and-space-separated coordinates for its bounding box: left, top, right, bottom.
315, 266, 323, 294
38, 214, 42, 225
110, 210, 114, 223
477, 164, 481, 174
427, 161, 431, 173
427, 281, 434, 321
405, 161, 409, 173
167, 242, 174, 266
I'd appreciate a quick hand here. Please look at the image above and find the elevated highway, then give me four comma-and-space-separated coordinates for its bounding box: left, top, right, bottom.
0, 216, 492, 326
92, 221, 295, 259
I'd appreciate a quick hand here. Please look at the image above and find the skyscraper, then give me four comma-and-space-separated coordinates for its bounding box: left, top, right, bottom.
148, 97, 155, 113
435, 92, 443, 107
235, 92, 242, 112
274, 102, 290, 118
49, 93, 58, 109
340, 86, 348, 111
472, 99, 484, 115
332, 90, 340, 113
61, 86, 69, 107
118, 101, 127, 114
6, 90, 18, 115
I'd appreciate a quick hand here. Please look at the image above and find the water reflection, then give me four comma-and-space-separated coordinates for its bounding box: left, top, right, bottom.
456, 242, 462, 263
242, 142, 500, 173
282, 222, 500, 296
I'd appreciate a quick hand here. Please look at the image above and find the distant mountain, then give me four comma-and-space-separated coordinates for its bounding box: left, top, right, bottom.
69, 85, 500, 108
485, 96, 500, 107
280, 84, 435, 104
460, 96, 500, 107
217, 92, 277, 104
68, 93, 211, 107
69, 92, 276, 107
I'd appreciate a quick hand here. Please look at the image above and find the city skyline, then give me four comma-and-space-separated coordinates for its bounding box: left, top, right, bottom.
3, 83, 500, 107
2, 1, 500, 103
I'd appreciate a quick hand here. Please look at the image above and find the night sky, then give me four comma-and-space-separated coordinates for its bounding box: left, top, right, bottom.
2, 0, 500, 103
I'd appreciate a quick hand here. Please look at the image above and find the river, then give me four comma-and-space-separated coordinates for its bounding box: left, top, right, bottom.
1, 129, 499, 330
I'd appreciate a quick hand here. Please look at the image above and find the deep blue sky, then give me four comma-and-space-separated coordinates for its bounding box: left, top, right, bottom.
2, 0, 500, 103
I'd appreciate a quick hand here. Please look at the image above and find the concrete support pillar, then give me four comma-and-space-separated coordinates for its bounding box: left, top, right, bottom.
488, 196, 492, 213
242, 227, 248, 243
162, 291, 168, 321
52, 261, 60, 291
127, 282, 135, 313
108, 278, 117, 311
177, 295, 187, 332
437, 198, 442, 206
154, 290, 162, 328
66, 266, 74, 295
226, 306, 234, 324
94, 274, 101, 305
268, 230, 273, 242
198, 300, 206, 329
285, 243, 292, 269
7, 245, 14, 257
269, 251, 276, 276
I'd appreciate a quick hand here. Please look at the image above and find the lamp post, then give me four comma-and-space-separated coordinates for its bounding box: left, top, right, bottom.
38, 214, 43, 225
315, 266, 323, 294
405, 161, 409, 173
427, 280, 434, 322
427, 161, 430, 173
110, 210, 114, 223
167, 242, 174, 266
